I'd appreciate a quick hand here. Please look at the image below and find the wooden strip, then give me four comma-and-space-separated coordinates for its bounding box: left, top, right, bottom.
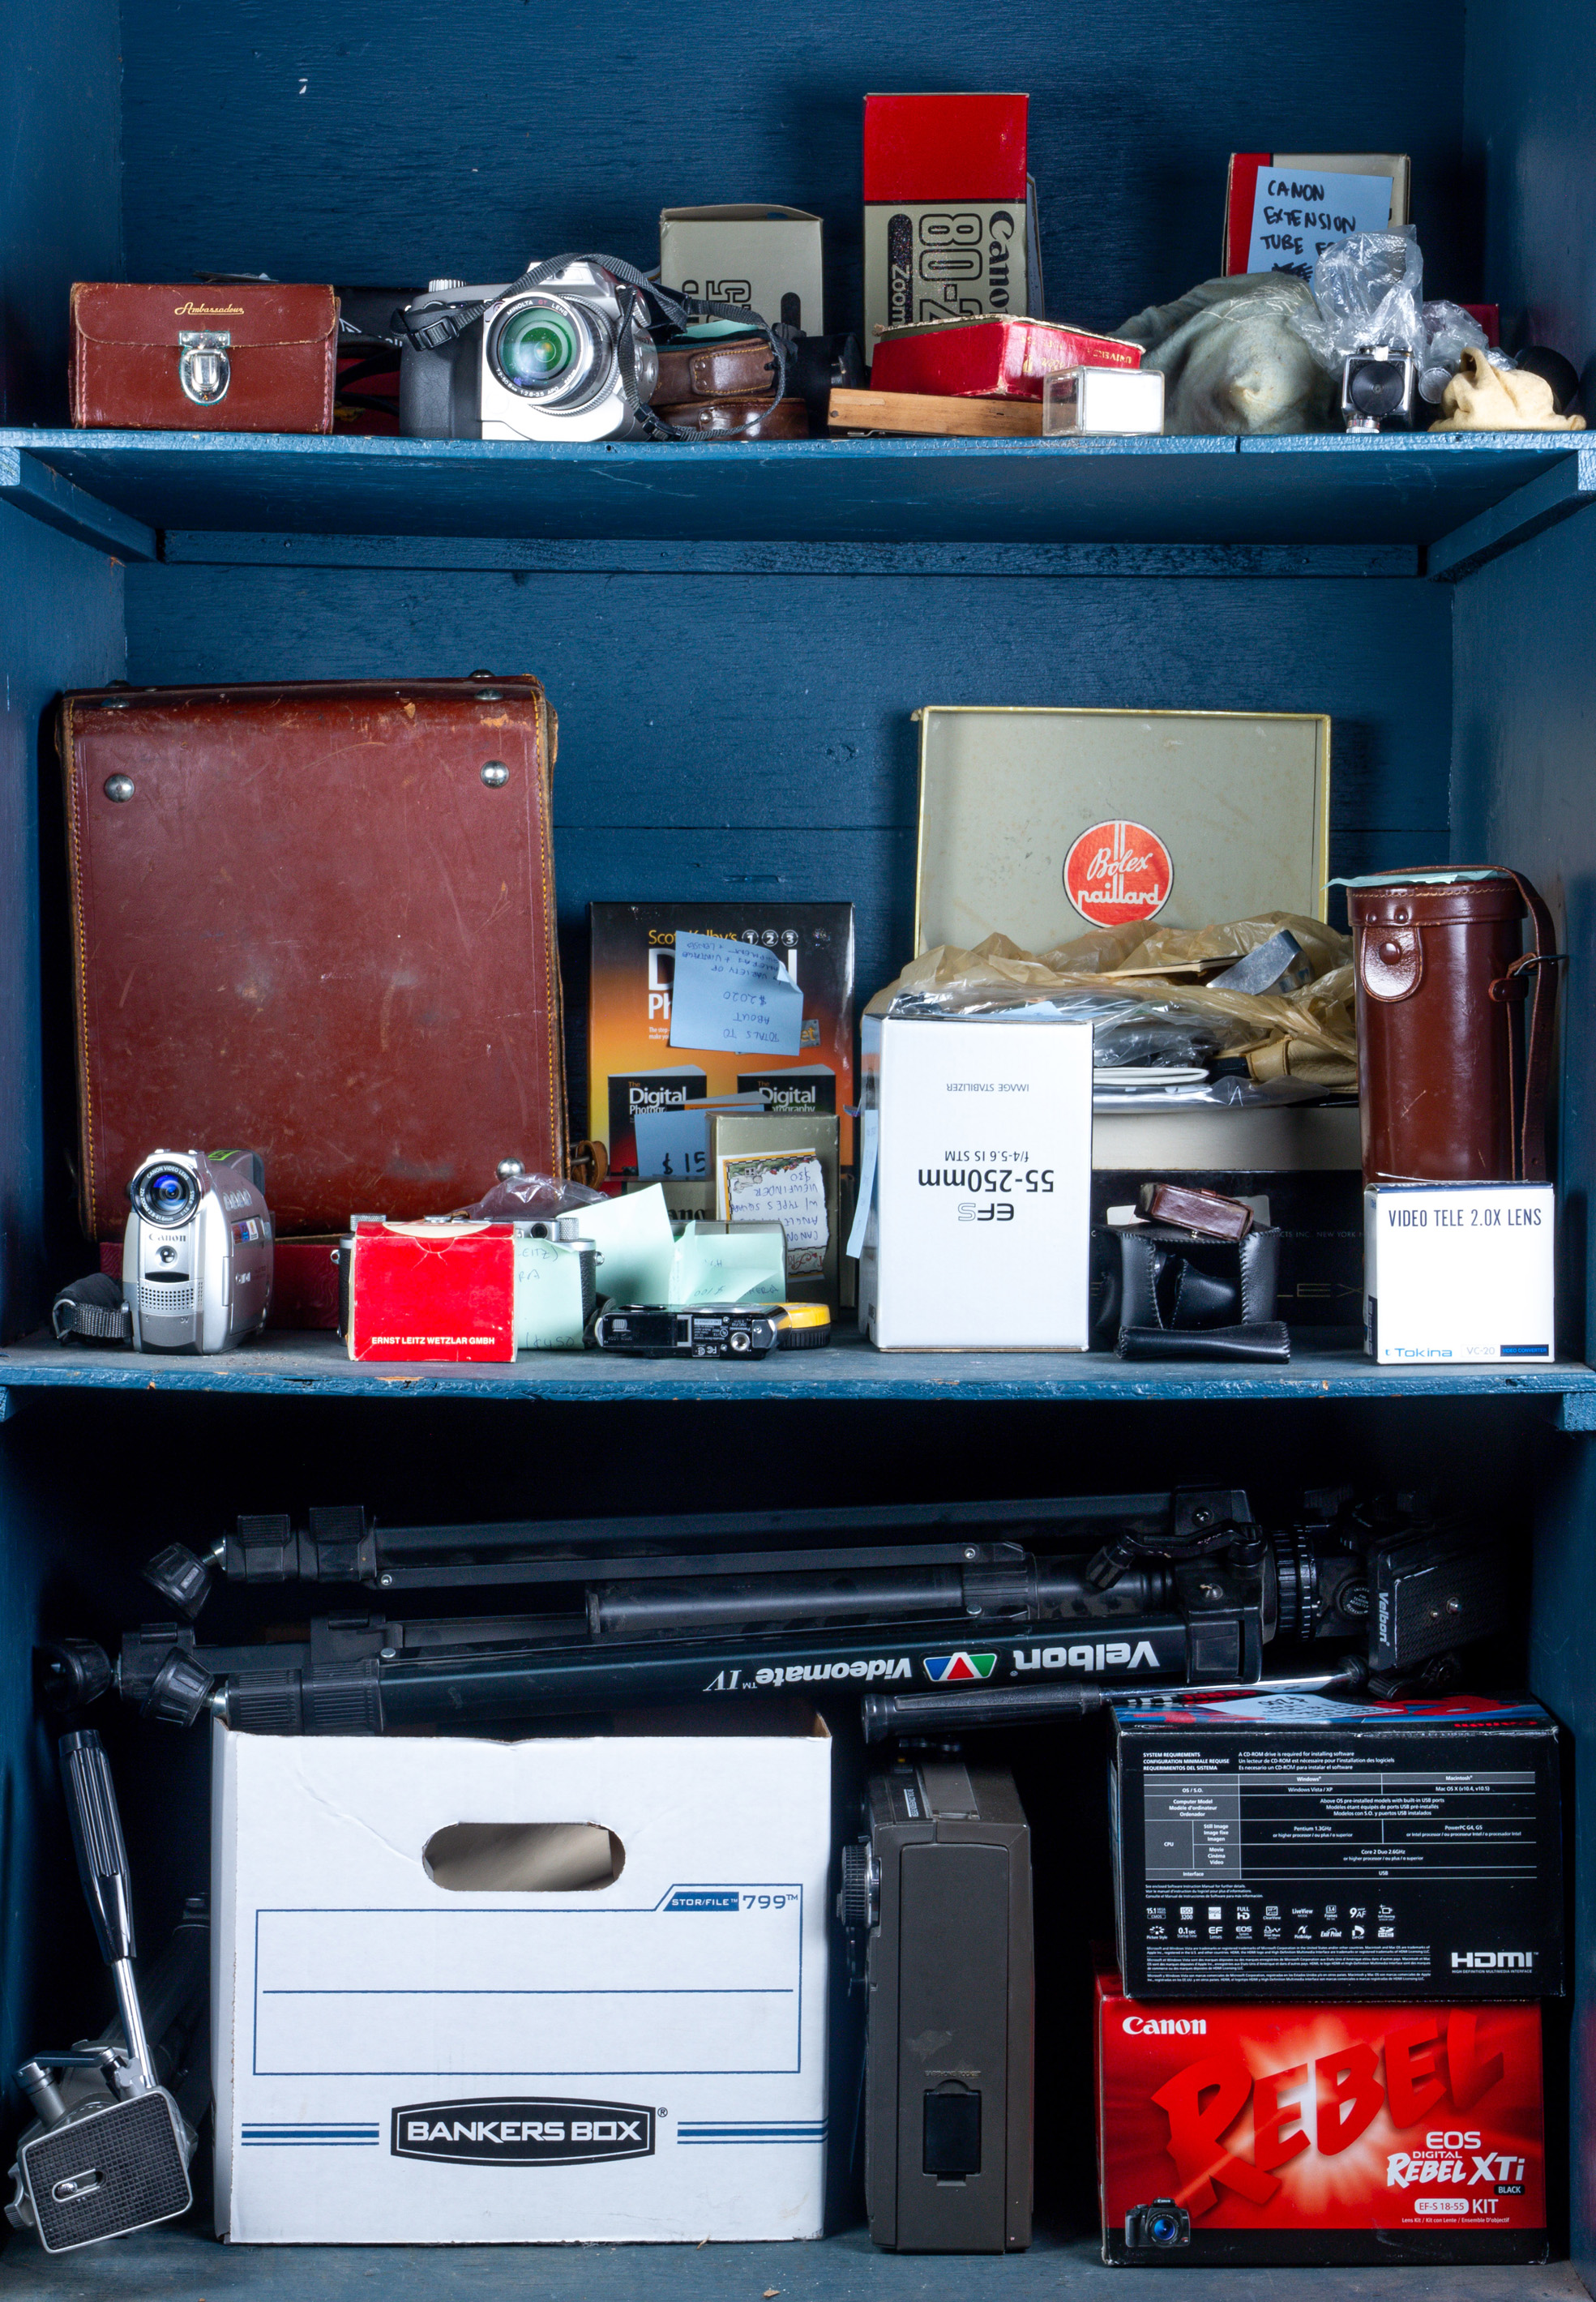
828, 388, 1044, 438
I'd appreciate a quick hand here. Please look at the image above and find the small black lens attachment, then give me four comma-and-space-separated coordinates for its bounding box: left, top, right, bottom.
1341, 347, 1416, 432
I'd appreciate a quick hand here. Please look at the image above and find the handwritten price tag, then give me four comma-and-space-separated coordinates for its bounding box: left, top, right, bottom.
668, 931, 804, 1058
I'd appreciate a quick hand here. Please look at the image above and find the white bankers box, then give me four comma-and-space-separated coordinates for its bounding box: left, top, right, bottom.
212, 1721, 831, 2243
865, 1016, 1092, 1350
1364, 1183, 1555, 1363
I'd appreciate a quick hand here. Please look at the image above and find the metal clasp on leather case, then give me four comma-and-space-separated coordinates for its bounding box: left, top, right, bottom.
177, 331, 230, 405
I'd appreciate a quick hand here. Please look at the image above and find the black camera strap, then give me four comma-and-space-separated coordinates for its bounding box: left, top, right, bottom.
393, 253, 788, 443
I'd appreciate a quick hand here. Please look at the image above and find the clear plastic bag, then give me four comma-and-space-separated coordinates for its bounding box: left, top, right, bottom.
869, 915, 1357, 1092
1293, 228, 1425, 370
459, 1170, 605, 1222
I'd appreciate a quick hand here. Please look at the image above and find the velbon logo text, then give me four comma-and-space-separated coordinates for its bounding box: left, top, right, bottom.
391, 2098, 656, 2165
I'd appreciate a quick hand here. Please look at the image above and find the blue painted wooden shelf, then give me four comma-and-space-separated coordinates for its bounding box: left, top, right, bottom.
2, 430, 1593, 570
3, 1325, 1593, 1413
0, 2223, 1579, 2300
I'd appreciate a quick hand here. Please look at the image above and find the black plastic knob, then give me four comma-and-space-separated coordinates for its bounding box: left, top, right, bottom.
141, 1649, 216, 1729
143, 1543, 213, 1619
37, 1639, 113, 1713
836, 1840, 875, 1932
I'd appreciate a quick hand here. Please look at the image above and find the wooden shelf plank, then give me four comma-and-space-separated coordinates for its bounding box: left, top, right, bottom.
1, 1326, 1590, 1409
0, 430, 1586, 560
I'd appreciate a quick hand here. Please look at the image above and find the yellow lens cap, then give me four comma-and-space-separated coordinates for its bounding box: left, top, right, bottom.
774, 1301, 832, 1349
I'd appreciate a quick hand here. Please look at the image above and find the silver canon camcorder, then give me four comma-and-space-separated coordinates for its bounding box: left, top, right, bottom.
122, 1149, 273, 1352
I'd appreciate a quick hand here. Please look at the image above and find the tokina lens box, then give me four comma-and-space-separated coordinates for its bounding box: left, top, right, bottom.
212, 1716, 832, 2243
860, 1016, 1093, 1350
588, 904, 855, 1175
862, 94, 1032, 349
1365, 1184, 1555, 1364
1110, 1693, 1563, 2000
1095, 1963, 1547, 2265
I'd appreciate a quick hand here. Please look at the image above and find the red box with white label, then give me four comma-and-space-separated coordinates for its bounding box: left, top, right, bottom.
1095, 1965, 1547, 2265
869, 316, 1140, 402
346, 1222, 514, 1361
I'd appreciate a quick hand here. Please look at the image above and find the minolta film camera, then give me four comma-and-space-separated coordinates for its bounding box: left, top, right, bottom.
1124, 2199, 1191, 2252
400, 258, 660, 441
1341, 344, 1417, 431
123, 1149, 272, 1352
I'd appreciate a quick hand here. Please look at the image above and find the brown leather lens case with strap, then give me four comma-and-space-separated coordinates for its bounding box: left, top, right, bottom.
1349, 869, 1561, 1185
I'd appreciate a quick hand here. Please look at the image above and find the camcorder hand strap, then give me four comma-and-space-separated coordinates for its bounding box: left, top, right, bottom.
395, 252, 788, 442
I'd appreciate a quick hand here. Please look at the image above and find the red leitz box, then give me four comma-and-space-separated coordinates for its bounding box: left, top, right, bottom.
869, 316, 1140, 402
1096, 1965, 1547, 2265
346, 1222, 514, 1361
862, 93, 1032, 346
589, 903, 855, 1175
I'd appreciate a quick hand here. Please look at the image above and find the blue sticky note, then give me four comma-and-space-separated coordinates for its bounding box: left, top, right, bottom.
634, 1107, 708, 1180
668, 931, 804, 1059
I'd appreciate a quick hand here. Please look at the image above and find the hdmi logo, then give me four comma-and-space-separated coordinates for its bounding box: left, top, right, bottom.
1452, 1950, 1534, 1970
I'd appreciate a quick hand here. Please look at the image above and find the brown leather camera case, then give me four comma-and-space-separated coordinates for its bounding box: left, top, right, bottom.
60, 678, 566, 1239
69, 283, 338, 431
1349, 870, 1557, 1187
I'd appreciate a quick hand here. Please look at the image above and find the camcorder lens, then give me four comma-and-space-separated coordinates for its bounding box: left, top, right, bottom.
135, 1165, 199, 1224
496, 306, 582, 391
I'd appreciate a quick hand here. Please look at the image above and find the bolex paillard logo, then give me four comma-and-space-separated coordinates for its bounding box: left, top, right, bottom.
392, 2097, 655, 2166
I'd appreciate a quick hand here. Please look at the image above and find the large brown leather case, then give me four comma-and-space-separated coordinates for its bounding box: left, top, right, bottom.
1349, 870, 1558, 1186
61, 677, 565, 1239
69, 284, 338, 431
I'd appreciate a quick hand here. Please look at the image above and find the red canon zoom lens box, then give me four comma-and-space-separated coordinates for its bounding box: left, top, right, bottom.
868, 316, 1140, 402
1096, 1964, 1547, 2265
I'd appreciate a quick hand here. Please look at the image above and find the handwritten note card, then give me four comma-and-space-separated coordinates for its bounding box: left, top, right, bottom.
668, 931, 804, 1059
1246, 168, 1393, 278
725, 1153, 829, 1279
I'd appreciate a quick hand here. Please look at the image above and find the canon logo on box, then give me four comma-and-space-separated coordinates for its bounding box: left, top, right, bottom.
1122, 2015, 1208, 2036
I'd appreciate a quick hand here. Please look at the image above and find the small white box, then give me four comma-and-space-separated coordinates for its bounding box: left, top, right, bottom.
1042, 364, 1165, 435
659, 205, 824, 333
212, 1720, 831, 2243
862, 1015, 1093, 1350
1363, 1183, 1555, 1364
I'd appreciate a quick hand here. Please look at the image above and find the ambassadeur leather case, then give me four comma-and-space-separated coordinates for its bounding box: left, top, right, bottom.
60, 677, 565, 1239
70, 283, 338, 431
1096, 1962, 1547, 2265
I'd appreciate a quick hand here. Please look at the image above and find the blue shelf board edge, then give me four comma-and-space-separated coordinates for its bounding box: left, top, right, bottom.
0, 428, 1590, 556
0, 2223, 1577, 2301
0, 1327, 1590, 1408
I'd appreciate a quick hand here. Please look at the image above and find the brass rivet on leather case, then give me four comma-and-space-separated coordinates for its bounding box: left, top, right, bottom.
481, 760, 509, 787
103, 775, 135, 802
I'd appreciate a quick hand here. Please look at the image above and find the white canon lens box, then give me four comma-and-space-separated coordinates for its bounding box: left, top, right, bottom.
1364, 1183, 1554, 1363
212, 1719, 831, 2243
863, 1015, 1092, 1350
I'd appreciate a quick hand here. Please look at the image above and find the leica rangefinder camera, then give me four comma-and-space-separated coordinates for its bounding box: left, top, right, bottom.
593, 1303, 780, 1359
122, 1149, 272, 1353
400, 259, 659, 441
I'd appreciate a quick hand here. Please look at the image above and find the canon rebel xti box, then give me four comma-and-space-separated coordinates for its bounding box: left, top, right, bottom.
588, 903, 854, 1175
1110, 1693, 1563, 2000
1096, 1963, 1547, 2264
858, 1015, 1092, 1350
212, 1719, 831, 2242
